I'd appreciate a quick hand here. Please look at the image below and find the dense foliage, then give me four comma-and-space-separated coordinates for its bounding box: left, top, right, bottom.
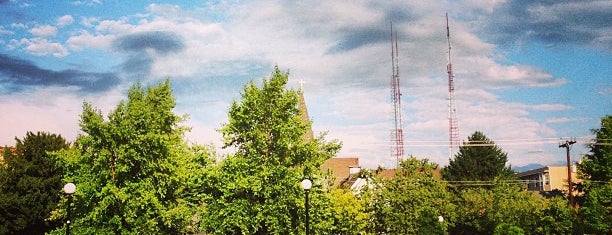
578, 115, 612, 234
365, 157, 454, 235
2, 66, 608, 234
0, 132, 68, 234
52, 81, 209, 234
451, 182, 572, 234
442, 131, 514, 182
200, 67, 341, 234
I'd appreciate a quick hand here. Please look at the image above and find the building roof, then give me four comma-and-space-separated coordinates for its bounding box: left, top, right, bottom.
375, 168, 397, 179
321, 157, 360, 187
515, 165, 574, 177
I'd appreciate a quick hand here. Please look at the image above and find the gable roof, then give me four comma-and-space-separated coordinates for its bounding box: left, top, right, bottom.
322, 157, 359, 187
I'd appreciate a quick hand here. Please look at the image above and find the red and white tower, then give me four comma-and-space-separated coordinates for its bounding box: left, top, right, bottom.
446, 13, 460, 157
390, 23, 405, 166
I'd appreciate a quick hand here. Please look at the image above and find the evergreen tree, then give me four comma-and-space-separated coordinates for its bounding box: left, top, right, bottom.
0, 132, 68, 234
442, 131, 514, 182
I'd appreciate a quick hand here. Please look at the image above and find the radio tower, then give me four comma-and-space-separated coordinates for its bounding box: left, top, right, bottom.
390, 23, 404, 166
446, 13, 460, 158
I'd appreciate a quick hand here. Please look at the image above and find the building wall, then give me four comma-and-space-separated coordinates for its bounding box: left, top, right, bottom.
517, 165, 580, 193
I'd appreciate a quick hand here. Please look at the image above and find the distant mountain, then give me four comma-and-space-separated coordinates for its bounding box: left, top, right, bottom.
513, 163, 544, 173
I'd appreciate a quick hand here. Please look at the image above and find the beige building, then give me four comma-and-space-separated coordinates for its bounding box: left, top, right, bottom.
516, 165, 581, 192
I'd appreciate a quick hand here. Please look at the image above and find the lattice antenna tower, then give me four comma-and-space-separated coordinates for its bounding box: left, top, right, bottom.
446, 13, 460, 158
390, 23, 405, 167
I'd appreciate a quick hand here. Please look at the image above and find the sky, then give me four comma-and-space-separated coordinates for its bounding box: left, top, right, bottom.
0, 0, 610, 169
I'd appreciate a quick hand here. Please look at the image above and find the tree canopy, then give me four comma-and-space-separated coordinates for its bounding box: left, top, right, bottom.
579, 115, 612, 182
442, 131, 514, 182
55, 80, 207, 234
365, 157, 454, 234
0, 131, 68, 234
577, 115, 612, 234
200, 66, 341, 234
451, 181, 572, 234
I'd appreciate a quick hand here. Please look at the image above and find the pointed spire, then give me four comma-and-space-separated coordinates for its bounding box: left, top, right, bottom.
298, 80, 314, 142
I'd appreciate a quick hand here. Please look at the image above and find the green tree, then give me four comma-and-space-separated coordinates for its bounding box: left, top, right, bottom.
442, 131, 514, 182
200, 67, 341, 234
579, 115, 612, 182
450, 182, 572, 235
0, 132, 68, 234
578, 115, 612, 234
53, 80, 204, 234
365, 157, 455, 235
325, 189, 369, 234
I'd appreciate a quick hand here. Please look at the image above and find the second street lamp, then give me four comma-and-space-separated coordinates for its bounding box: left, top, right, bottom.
301, 179, 312, 235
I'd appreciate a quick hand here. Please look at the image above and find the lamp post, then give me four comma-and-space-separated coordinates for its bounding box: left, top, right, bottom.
301, 179, 312, 235
438, 215, 447, 235
63, 183, 76, 235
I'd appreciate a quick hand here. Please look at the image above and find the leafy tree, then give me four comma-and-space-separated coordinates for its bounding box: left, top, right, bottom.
0, 132, 68, 234
53, 80, 205, 234
450, 182, 573, 235
200, 67, 341, 234
325, 189, 369, 234
493, 223, 524, 235
442, 131, 514, 182
579, 115, 612, 182
578, 115, 612, 234
365, 157, 455, 235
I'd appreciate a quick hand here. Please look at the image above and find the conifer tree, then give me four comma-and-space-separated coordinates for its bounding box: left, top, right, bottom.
0, 132, 68, 234
442, 131, 514, 182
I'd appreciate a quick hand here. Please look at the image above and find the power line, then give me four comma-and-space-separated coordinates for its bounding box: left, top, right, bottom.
364, 137, 611, 147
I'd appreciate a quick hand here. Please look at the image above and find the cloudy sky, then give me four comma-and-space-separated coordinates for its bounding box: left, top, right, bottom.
1, 0, 610, 168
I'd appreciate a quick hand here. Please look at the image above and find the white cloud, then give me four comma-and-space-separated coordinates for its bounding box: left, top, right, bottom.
96, 20, 135, 34
0, 26, 12, 35
19, 38, 69, 57
0, 88, 82, 145
546, 117, 575, 124
30, 25, 57, 37
72, 0, 102, 6
11, 23, 28, 29
80, 16, 99, 28
531, 104, 572, 111
57, 15, 74, 27
457, 56, 567, 88
66, 30, 115, 50
0, 82, 126, 148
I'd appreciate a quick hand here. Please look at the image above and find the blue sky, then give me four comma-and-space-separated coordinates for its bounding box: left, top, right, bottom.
0, 0, 610, 168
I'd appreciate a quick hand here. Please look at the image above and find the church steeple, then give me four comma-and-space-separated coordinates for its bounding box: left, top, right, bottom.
298, 80, 314, 142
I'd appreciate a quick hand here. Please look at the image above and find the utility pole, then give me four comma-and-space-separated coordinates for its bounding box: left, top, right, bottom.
559, 138, 576, 207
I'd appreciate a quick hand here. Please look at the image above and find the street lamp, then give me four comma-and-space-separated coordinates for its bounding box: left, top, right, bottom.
63, 183, 76, 235
301, 179, 312, 235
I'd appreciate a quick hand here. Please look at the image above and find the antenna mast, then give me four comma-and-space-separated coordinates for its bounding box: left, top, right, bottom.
446, 13, 460, 158
390, 23, 405, 166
